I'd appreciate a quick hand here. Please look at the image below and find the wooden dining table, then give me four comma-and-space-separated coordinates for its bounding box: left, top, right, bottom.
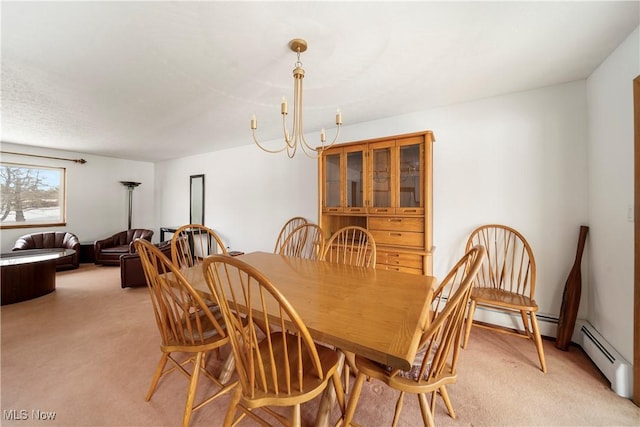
185, 251, 437, 425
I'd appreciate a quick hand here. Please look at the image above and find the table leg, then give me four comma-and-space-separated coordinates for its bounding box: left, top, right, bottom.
218, 352, 235, 384
315, 351, 345, 427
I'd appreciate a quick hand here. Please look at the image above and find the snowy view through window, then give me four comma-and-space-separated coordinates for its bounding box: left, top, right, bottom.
0, 163, 66, 228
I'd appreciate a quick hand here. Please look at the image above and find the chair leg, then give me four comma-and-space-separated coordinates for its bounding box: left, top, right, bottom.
331, 370, 346, 415
438, 385, 455, 419
520, 310, 532, 339
392, 391, 405, 427
462, 300, 477, 348
224, 387, 242, 427
292, 404, 301, 427
182, 351, 203, 427
342, 372, 366, 426
343, 350, 357, 393
417, 393, 435, 427
529, 311, 547, 373
146, 353, 169, 401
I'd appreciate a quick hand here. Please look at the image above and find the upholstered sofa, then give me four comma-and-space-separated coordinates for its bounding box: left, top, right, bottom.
94, 229, 153, 266
12, 231, 81, 270
120, 240, 172, 288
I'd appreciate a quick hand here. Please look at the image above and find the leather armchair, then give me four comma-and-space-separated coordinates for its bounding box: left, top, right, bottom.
120, 240, 172, 288
94, 229, 153, 266
12, 231, 81, 270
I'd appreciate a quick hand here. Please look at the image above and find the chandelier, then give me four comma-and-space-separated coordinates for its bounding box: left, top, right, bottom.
251, 38, 342, 158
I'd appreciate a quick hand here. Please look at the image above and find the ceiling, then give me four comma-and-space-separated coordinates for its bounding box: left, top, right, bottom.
2, 1, 638, 162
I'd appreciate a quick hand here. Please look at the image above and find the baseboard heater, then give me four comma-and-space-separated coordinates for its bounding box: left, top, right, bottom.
572, 319, 633, 398
471, 306, 633, 398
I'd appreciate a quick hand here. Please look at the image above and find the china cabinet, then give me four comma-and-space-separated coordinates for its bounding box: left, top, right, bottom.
318, 130, 435, 275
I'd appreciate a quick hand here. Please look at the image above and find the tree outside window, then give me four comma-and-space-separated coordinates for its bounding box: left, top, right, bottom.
0, 162, 66, 228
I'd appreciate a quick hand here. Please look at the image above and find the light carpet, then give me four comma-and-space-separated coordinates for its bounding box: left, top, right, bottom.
1, 264, 639, 426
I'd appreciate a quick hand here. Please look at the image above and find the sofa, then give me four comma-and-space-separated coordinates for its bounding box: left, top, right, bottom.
94, 229, 153, 266
12, 231, 81, 270
120, 240, 172, 288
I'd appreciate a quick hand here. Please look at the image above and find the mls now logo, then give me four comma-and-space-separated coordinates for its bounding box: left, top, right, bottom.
3, 409, 57, 421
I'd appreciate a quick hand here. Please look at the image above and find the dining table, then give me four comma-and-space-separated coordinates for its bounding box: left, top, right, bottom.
184, 251, 437, 426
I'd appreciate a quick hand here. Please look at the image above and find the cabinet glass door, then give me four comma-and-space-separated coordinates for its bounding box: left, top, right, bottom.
346, 148, 365, 210
370, 143, 394, 209
324, 152, 342, 210
399, 142, 422, 208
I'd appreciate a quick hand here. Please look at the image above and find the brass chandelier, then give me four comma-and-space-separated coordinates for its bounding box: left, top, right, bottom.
251, 38, 342, 158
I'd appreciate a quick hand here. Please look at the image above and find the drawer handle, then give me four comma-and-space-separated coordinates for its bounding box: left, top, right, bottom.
388, 219, 402, 223
327, 208, 339, 212
388, 253, 400, 257
376, 209, 390, 212
390, 233, 402, 237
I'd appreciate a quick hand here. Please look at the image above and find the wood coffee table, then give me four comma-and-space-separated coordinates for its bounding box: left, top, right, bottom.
0, 248, 76, 305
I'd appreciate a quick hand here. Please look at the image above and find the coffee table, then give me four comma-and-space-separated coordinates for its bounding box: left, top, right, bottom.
1, 249, 76, 305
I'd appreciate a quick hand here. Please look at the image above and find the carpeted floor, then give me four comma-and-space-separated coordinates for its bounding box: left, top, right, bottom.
1, 264, 639, 426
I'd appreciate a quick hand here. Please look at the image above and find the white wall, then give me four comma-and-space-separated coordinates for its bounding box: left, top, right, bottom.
155, 142, 318, 253
0, 143, 155, 252
155, 80, 589, 326
586, 26, 639, 363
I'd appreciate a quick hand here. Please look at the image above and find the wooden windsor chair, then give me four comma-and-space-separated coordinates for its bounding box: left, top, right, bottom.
134, 239, 236, 427
322, 225, 376, 267
202, 254, 346, 427
342, 245, 486, 427
278, 223, 326, 260
170, 224, 228, 269
461, 224, 547, 373
273, 216, 308, 254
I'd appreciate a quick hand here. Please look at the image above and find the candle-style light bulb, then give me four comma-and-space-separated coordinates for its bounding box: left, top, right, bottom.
281, 97, 288, 115
320, 128, 326, 142
251, 114, 257, 130
336, 108, 342, 125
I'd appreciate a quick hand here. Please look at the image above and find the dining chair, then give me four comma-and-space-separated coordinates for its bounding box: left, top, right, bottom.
134, 239, 236, 427
322, 225, 376, 391
342, 245, 486, 427
322, 225, 376, 267
278, 223, 326, 260
202, 254, 346, 427
170, 224, 228, 269
461, 224, 547, 373
273, 216, 308, 254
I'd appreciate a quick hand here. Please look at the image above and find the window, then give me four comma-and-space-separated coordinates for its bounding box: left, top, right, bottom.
0, 162, 66, 228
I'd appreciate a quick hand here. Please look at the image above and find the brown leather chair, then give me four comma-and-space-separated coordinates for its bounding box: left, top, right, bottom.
94, 229, 153, 266
120, 240, 172, 288
12, 231, 80, 270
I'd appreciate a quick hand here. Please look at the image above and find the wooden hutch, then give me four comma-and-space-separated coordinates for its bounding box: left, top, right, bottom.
318, 130, 435, 275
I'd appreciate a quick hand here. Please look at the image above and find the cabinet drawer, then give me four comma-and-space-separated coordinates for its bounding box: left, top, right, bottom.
323, 207, 344, 213
369, 217, 424, 232
377, 251, 424, 269
376, 263, 423, 275
371, 230, 424, 248
396, 207, 424, 216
